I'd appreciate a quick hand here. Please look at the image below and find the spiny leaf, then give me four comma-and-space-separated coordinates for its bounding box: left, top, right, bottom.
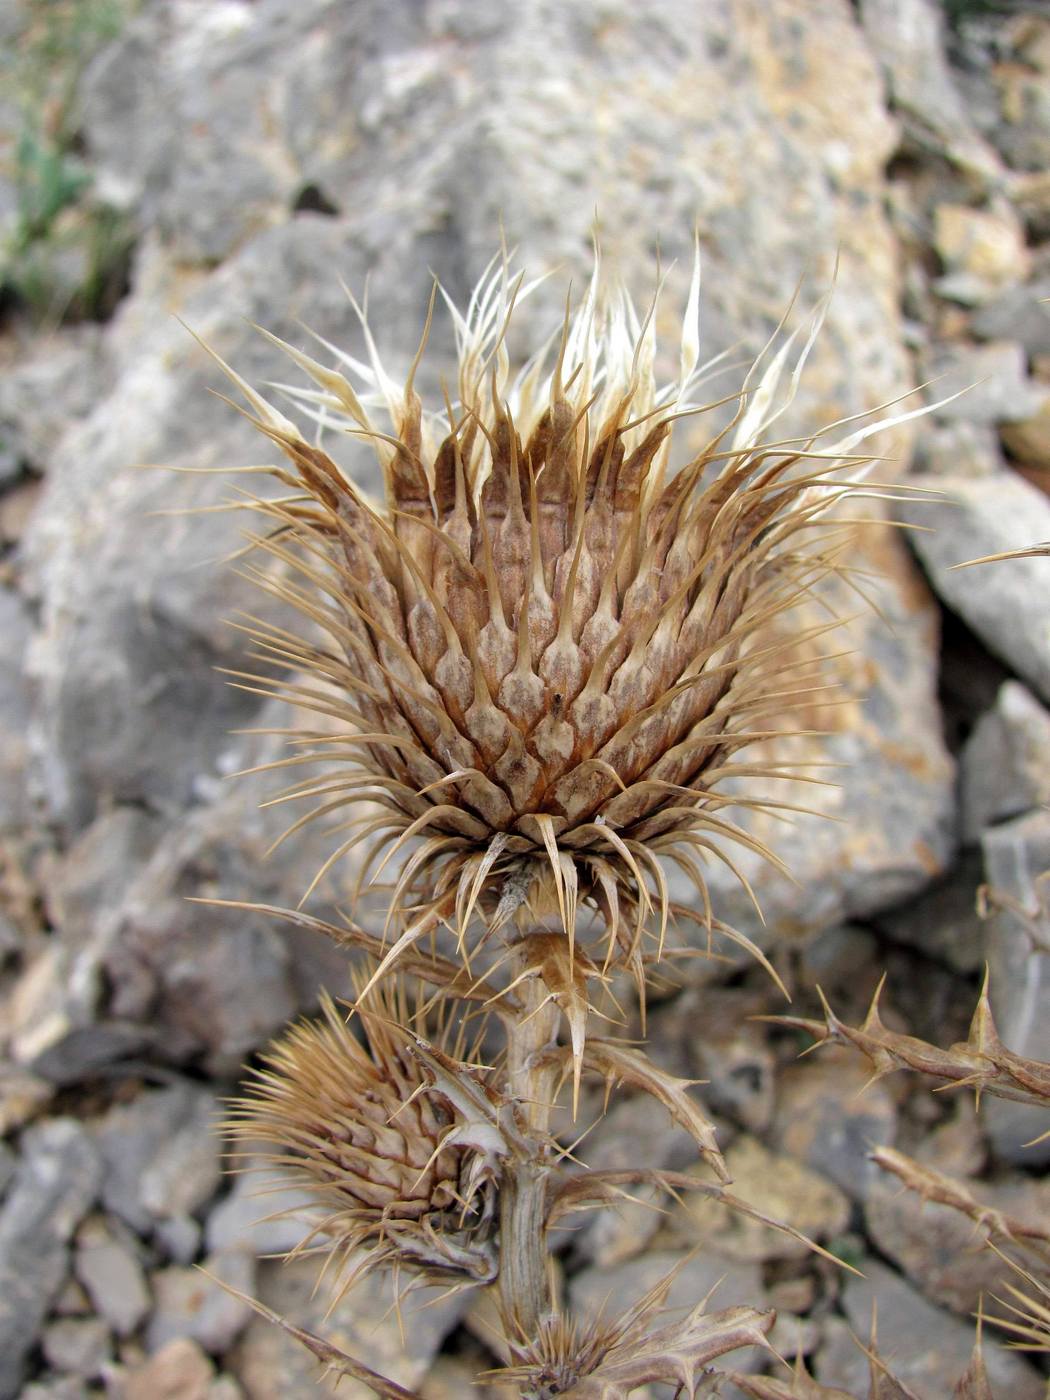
767, 974, 1050, 1111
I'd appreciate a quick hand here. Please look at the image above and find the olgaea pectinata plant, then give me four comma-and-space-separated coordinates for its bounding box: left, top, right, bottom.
194, 247, 951, 1397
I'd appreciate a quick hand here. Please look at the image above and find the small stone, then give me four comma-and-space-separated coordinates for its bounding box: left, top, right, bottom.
771, 1049, 898, 1202
0, 1063, 53, 1133
147, 1250, 256, 1356
122, 1337, 216, 1400
0, 588, 33, 830
971, 275, 1050, 358
934, 203, 1030, 295
0, 911, 21, 965
52, 1278, 91, 1317
75, 1216, 151, 1338
0, 1118, 102, 1398
961, 681, 1050, 840
41, 1316, 112, 1378
915, 421, 1003, 478
19, 1381, 91, 1400
1011, 170, 1050, 244
94, 1081, 221, 1233
920, 341, 1046, 426
981, 808, 1050, 1164
207, 1380, 243, 1400
154, 1213, 202, 1265
680, 990, 776, 1133
0, 1139, 14, 1197
662, 1136, 850, 1262
46, 806, 164, 941
858, 0, 1001, 180
900, 472, 1050, 703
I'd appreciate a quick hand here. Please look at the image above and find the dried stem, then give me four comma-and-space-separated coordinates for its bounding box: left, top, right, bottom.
498, 934, 564, 1337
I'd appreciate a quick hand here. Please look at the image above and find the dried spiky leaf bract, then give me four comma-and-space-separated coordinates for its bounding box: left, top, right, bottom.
208, 248, 907, 991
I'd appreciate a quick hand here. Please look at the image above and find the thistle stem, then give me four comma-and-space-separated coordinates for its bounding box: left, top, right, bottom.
498, 936, 563, 1336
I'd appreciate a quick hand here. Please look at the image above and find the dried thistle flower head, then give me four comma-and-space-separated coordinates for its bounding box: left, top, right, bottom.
490, 1261, 774, 1398
203, 247, 924, 998
227, 982, 503, 1289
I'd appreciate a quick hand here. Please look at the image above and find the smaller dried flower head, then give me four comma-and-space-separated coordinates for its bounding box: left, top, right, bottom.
227, 982, 503, 1288
490, 1263, 773, 1398
200, 245, 931, 1005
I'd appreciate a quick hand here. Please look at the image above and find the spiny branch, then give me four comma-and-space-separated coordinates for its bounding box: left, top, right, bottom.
766, 973, 1050, 1113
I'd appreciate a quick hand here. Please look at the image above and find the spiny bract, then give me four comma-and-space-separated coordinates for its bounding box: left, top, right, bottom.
204, 247, 925, 993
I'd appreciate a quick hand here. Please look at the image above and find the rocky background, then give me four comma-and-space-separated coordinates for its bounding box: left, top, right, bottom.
1, 0, 1049, 1396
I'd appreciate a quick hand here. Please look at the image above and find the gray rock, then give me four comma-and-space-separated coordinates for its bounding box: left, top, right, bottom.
41, 1316, 112, 1378
932, 201, 1031, 301
914, 421, 1003, 478
23, 221, 397, 833
858, 0, 1001, 181
7, 934, 155, 1083
205, 1165, 319, 1258
980, 808, 1050, 1165
46, 806, 166, 942
920, 341, 1047, 426
30, 772, 346, 1072
982, 21, 1050, 175
570, 1249, 766, 1374
0, 911, 20, 965
94, 787, 308, 1073
817, 1258, 1044, 1398
228, 1253, 467, 1400
29, 0, 917, 848
153, 1213, 203, 1265
972, 275, 1050, 359
866, 1170, 1050, 1315
961, 681, 1050, 841
772, 1049, 898, 1202
0, 588, 33, 831
0, 326, 111, 479
795, 923, 879, 994
565, 1093, 697, 1269
900, 472, 1050, 703
94, 1080, 221, 1234
147, 1249, 256, 1356
0, 1063, 53, 1135
74, 1216, 151, 1338
0, 1118, 102, 1400
873, 848, 986, 972
663, 1136, 851, 1264
669, 532, 956, 951
19, 1382, 92, 1400
0, 1140, 14, 1198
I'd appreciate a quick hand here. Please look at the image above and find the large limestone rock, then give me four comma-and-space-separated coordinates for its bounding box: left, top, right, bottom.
19, 0, 951, 1055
